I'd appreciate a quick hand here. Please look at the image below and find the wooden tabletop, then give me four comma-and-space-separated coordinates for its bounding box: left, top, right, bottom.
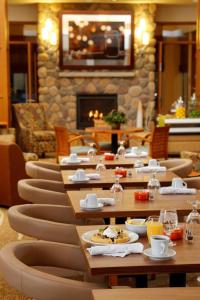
76, 224, 200, 276
92, 288, 200, 300
67, 189, 199, 219
61, 169, 178, 190
85, 127, 144, 135
59, 155, 149, 170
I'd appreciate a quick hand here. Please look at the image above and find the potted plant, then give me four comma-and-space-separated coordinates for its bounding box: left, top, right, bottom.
104, 110, 127, 129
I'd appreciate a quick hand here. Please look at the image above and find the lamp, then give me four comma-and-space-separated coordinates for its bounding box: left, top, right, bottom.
41, 18, 57, 46
135, 17, 150, 46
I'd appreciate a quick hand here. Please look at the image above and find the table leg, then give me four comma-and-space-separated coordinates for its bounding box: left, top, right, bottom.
135, 274, 148, 288
169, 273, 186, 287
112, 133, 118, 154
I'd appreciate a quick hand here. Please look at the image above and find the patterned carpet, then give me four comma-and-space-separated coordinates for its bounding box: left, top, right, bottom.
0, 206, 200, 299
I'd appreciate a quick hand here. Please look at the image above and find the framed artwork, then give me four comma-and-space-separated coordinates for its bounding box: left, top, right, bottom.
59, 10, 134, 70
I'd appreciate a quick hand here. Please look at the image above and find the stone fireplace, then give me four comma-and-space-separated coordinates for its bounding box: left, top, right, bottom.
76, 93, 117, 129
37, 3, 156, 130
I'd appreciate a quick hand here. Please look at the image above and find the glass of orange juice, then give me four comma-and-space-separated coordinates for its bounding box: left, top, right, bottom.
147, 216, 164, 244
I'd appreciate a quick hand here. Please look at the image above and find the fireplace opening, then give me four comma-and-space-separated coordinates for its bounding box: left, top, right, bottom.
76, 93, 118, 129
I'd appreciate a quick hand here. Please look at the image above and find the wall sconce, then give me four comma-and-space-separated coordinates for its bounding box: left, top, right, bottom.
135, 18, 150, 46
41, 18, 57, 46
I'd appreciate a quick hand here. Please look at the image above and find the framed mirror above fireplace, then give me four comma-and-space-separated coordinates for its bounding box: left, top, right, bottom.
60, 10, 133, 70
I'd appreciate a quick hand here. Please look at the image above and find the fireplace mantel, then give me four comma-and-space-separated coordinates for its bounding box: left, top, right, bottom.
59, 71, 136, 78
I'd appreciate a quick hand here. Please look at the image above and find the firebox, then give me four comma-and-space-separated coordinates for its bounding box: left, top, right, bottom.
76, 93, 118, 129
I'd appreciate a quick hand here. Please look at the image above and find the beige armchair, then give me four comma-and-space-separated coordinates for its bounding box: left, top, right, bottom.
13, 103, 56, 157
0, 240, 105, 300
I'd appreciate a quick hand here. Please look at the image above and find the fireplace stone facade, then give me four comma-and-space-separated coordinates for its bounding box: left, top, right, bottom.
37, 3, 156, 130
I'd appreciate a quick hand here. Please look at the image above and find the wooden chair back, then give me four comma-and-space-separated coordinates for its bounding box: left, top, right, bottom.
150, 126, 170, 160
54, 126, 70, 159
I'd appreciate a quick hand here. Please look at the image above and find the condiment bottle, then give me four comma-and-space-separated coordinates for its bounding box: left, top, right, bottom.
175, 96, 185, 119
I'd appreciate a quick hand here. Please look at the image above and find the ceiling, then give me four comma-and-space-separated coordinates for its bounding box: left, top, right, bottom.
7, 0, 198, 5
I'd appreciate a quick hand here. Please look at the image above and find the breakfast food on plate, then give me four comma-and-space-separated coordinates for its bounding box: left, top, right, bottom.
91, 226, 130, 244
126, 219, 145, 225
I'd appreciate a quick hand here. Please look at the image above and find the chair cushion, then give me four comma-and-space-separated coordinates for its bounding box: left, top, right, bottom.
71, 146, 91, 154
32, 130, 55, 142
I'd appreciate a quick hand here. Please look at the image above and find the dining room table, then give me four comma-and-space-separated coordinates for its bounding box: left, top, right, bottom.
76, 224, 200, 287
61, 169, 178, 191
58, 155, 149, 170
67, 189, 199, 220
85, 126, 144, 153
92, 287, 200, 300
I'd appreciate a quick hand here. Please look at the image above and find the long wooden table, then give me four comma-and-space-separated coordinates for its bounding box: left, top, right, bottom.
61, 169, 178, 190
67, 189, 199, 219
92, 288, 200, 300
59, 155, 149, 170
76, 225, 200, 280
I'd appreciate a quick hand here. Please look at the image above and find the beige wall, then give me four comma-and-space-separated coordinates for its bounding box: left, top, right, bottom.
8, 4, 37, 21
156, 4, 197, 22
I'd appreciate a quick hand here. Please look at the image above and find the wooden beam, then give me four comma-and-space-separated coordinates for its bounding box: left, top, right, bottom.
196, 0, 200, 101
0, 0, 9, 125
7, 0, 196, 4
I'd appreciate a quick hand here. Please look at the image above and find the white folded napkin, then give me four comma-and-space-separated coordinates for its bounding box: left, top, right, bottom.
97, 198, 115, 206
159, 186, 197, 195
68, 173, 100, 181
61, 157, 90, 164
68, 175, 88, 181
86, 173, 100, 180
79, 157, 90, 162
125, 152, 148, 158
136, 166, 167, 173
80, 198, 115, 208
87, 243, 144, 257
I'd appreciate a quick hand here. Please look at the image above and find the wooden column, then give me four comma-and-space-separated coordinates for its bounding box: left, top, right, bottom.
0, 0, 9, 126
196, 0, 200, 101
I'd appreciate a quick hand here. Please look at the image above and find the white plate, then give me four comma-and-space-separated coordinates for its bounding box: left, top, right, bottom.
81, 229, 139, 245
81, 203, 104, 211
71, 176, 90, 183
143, 248, 176, 261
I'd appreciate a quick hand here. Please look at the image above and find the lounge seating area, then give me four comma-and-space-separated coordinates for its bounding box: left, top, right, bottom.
1, 0, 200, 299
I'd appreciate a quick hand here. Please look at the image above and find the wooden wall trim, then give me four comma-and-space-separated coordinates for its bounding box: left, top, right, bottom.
0, 0, 9, 125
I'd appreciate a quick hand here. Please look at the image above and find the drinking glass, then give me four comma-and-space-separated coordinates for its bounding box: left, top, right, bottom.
110, 176, 124, 203
96, 157, 106, 173
147, 172, 160, 201
146, 216, 164, 244
117, 141, 126, 157
87, 143, 97, 160
162, 209, 178, 236
185, 200, 200, 242
185, 201, 200, 282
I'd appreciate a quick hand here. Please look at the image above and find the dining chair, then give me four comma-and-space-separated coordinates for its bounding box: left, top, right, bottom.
18, 178, 67, 205
25, 160, 62, 181
183, 177, 200, 189
160, 158, 193, 178
8, 204, 84, 244
54, 126, 96, 161
0, 240, 105, 300
126, 125, 170, 160
17, 179, 104, 225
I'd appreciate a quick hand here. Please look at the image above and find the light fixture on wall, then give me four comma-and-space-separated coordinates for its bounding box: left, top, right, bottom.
41, 18, 57, 46
135, 18, 150, 46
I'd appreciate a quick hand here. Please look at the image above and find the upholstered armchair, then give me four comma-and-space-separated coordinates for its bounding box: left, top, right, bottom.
13, 103, 56, 157
0, 141, 28, 207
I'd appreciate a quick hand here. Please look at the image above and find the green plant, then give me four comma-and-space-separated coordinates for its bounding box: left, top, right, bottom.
189, 109, 200, 118
104, 110, 127, 125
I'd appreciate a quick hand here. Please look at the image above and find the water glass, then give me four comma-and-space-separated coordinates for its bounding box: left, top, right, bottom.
162, 209, 178, 236
110, 176, 124, 203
